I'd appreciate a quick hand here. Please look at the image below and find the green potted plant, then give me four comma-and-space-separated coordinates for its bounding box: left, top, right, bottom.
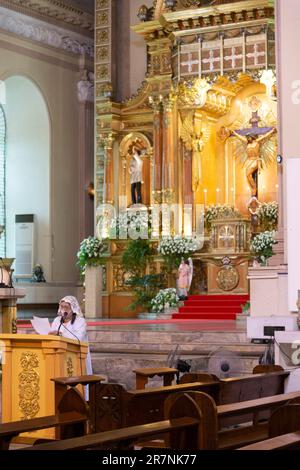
241, 301, 250, 316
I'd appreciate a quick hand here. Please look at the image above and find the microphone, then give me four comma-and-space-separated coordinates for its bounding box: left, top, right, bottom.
57, 312, 67, 336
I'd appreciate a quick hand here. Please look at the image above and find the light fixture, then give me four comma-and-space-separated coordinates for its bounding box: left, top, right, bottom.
137, 5, 149, 21
87, 182, 95, 201
165, 0, 177, 11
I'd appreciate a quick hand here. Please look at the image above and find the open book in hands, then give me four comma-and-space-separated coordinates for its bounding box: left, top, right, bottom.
30, 316, 52, 335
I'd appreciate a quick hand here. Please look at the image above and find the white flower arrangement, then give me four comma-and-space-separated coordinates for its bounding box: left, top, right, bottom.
250, 231, 277, 264
157, 235, 199, 257
77, 236, 107, 270
150, 288, 179, 313
257, 202, 278, 230
101, 211, 151, 239
157, 235, 199, 272
204, 204, 240, 228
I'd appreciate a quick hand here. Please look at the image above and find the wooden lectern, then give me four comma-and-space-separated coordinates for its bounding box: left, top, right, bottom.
0, 334, 87, 439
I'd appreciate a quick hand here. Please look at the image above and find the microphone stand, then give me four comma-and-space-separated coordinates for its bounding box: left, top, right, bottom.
57, 315, 65, 336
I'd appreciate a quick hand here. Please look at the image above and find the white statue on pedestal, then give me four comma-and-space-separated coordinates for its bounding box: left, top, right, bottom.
129, 146, 143, 205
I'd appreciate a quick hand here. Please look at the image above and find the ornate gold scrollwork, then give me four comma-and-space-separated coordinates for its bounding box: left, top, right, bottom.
19, 352, 40, 419
216, 266, 239, 292
66, 357, 74, 377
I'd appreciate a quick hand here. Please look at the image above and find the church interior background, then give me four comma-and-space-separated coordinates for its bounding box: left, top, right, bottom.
1, 0, 300, 431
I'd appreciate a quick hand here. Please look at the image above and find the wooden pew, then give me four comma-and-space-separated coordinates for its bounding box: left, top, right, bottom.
52, 375, 105, 434
51, 370, 288, 435
237, 432, 300, 450
206, 390, 300, 449
90, 381, 219, 432
268, 403, 300, 438
0, 410, 88, 450
162, 389, 300, 450
17, 392, 204, 451
179, 369, 289, 406
13, 390, 300, 451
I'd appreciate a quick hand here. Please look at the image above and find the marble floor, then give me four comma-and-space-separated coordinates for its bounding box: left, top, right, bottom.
16, 317, 263, 390
85, 319, 245, 332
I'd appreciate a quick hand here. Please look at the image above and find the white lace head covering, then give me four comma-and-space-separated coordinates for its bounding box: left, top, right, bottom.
58, 296, 83, 317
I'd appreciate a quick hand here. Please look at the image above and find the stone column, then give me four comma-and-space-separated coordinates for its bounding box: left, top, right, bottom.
77, 59, 94, 242
274, 0, 300, 312
84, 265, 103, 319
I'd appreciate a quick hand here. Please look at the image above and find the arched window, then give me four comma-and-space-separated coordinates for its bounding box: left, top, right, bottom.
0, 105, 6, 257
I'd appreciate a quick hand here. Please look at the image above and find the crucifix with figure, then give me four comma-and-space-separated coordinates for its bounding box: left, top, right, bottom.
229, 96, 277, 199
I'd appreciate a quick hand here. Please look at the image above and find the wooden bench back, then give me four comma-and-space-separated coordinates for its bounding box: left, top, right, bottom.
0, 411, 88, 450
18, 392, 205, 451
217, 371, 289, 405
91, 381, 219, 432
165, 391, 218, 450
269, 404, 300, 438
238, 431, 300, 450
179, 370, 289, 406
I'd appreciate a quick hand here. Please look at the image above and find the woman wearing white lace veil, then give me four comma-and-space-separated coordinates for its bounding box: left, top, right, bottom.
50, 296, 93, 399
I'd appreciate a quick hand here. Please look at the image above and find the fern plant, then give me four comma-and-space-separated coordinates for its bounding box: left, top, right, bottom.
121, 239, 165, 312
125, 274, 165, 312
122, 239, 152, 275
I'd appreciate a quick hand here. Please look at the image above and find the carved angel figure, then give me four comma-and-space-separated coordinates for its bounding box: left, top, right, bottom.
180, 114, 210, 192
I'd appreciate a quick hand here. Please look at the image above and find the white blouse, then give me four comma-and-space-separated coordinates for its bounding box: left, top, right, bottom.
51, 315, 92, 376
51, 315, 88, 343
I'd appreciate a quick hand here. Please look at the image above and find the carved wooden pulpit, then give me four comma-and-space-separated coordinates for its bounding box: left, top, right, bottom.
0, 334, 87, 440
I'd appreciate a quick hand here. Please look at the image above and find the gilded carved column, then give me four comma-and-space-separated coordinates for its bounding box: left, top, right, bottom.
161, 95, 176, 236
102, 133, 115, 205
152, 103, 163, 204
162, 96, 175, 204
95, 0, 114, 214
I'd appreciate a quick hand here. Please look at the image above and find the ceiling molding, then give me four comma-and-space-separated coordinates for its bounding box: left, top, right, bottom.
0, 0, 94, 36
0, 6, 94, 57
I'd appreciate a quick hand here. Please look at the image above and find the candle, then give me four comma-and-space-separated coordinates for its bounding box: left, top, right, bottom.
230, 187, 234, 206
216, 188, 220, 204
168, 163, 172, 188
204, 189, 207, 207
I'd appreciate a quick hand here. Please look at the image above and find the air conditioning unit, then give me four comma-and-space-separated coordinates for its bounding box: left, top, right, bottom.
15, 214, 35, 277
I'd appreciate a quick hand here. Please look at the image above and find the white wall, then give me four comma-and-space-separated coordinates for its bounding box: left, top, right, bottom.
4, 76, 51, 280
276, 0, 300, 311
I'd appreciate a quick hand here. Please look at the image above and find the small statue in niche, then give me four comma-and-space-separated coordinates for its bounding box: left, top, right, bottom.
128, 140, 145, 205
31, 264, 46, 283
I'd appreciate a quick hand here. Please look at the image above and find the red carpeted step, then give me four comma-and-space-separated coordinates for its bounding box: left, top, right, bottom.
184, 300, 245, 307
178, 306, 243, 313
172, 313, 237, 320
187, 295, 249, 301
173, 294, 249, 321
